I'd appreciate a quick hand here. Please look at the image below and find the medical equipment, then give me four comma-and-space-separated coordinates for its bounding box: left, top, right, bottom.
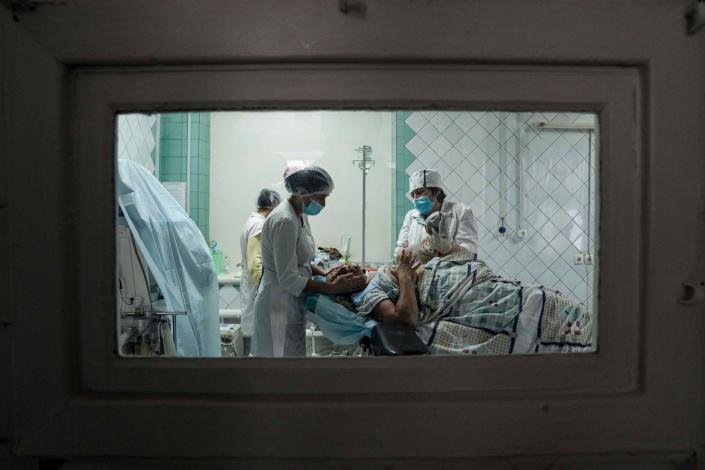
117, 219, 183, 356
220, 324, 244, 357
353, 145, 373, 267
117, 158, 221, 357
340, 234, 351, 265
210, 240, 224, 274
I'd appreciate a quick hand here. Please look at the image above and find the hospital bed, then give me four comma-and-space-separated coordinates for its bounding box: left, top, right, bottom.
304, 293, 430, 356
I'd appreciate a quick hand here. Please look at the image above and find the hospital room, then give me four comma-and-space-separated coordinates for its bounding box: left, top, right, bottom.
115, 110, 597, 358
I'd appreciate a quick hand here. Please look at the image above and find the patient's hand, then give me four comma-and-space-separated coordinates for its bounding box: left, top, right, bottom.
332, 272, 367, 294
391, 249, 418, 283
326, 263, 363, 282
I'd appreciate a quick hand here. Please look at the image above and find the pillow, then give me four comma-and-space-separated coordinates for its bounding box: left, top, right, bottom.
304, 294, 377, 345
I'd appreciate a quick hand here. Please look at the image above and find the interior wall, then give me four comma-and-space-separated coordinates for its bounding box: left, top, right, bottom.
116, 114, 157, 174
395, 111, 597, 306
210, 111, 393, 269
0, 5, 71, 469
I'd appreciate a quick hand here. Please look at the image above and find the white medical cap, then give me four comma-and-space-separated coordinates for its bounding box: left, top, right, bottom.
283, 165, 335, 196
408, 169, 443, 194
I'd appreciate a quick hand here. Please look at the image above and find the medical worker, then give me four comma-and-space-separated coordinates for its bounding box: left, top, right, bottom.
396, 168, 479, 258
252, 165, 367, 357
239, 188, 281, 355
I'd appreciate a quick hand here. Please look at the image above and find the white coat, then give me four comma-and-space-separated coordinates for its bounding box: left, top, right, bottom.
252, 201, 315, 357
395, 200, 479, 257
239, 212, 265, 337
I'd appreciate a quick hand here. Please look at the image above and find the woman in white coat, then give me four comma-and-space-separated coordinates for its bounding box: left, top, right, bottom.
239, 188, 281, 355
252, 165, 367, 357
395, 168, 479, 258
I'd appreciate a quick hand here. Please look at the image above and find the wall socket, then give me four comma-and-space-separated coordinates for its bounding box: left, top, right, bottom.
574, 252, 593, 265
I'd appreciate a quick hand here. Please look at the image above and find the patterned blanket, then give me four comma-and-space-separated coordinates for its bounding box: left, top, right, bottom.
348, 252, 593, 355
417, 257, 593, 355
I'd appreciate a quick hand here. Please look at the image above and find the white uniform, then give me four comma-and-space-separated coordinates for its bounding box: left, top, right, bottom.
395, 200, 479, 257
239, 212, 265, 337
252, 201, 315, 357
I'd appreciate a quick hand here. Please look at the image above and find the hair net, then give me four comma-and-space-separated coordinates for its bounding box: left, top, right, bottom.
283, 165, 334, 196
257, 189, 281, 209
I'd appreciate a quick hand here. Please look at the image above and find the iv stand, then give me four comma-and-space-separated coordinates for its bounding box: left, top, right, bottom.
353, 145, 374, 267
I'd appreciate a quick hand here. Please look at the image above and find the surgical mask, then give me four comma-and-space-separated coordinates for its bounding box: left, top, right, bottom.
414, 195, 433, 215
303, 199, 324, 216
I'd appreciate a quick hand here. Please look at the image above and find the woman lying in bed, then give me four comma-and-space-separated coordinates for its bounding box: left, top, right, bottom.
325, 244, 594, 355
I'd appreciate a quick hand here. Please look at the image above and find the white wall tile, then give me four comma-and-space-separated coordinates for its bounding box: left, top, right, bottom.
430, 135, 452, 157
417, 122, 440, 144
443, 122, 463, 145
400, 111, 597, 305
444, 171, 464, 194
479, 134, 500, 157
467, 124, 489, 144
405, 134, 427, 157
404, 112, 427, 133
478, 113, 500, 133
453, 113, 476, 133
430, 112, 452, 132
433, 160, 453, 183
456, 134, 477, 156
116, 114, 156, 174
417, 146, 440, 167
442, 147, 463, 170
404, 158, 425, 177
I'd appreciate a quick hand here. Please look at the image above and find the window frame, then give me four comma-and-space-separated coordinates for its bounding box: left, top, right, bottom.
72, 64, 640, 397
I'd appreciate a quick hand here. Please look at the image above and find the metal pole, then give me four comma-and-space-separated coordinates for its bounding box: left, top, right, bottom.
353, 145, 373, 268
362, 148, 366, 267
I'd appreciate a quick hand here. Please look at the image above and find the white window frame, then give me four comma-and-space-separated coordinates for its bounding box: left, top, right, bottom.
76, 64, 638, 395
20, 63, 649, 457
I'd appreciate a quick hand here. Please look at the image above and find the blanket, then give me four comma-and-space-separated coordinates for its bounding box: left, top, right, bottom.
418, 258, 593, 354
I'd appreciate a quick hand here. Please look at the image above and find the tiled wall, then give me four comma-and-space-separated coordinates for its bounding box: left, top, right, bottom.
188, 113, 211, 239
116, 114, 157, 173
219, 283, 241, 310
158, 112, 211, 240
396, 111, 597, 307
393, 112, 416, 252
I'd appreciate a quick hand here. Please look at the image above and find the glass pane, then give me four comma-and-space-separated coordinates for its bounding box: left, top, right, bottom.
115, 110, 598, 358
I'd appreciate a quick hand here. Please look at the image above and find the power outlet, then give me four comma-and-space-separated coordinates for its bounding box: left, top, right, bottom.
584, 253, 593, 265
574, 253, 584, 265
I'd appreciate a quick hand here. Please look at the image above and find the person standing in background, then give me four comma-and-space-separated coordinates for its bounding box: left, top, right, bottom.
239, 188, 282, 355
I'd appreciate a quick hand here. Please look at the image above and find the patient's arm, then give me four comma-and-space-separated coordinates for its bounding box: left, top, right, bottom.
372, 250, 419, 329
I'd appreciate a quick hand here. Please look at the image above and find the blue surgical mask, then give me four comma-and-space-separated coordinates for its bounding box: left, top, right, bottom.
303, 199, 324, 216
414, 195, 433, 215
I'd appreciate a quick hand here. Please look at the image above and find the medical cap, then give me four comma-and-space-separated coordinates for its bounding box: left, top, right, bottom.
257, 189, 281, 209
408, 169, 443, 194
283, 165, 334, 196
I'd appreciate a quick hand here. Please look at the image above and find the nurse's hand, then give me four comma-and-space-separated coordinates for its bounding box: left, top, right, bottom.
332, 272, 367, 294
